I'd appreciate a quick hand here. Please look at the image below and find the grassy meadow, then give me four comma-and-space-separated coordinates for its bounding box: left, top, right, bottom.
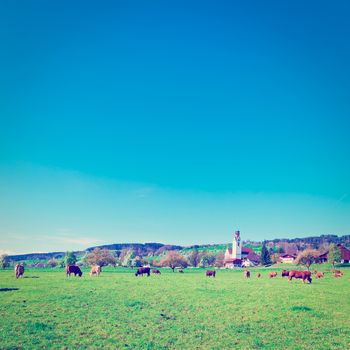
0, 267, 349, 350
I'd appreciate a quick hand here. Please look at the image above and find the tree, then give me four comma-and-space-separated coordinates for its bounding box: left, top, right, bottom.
214, 251, 225, 268
47, 258, 58, 268
198, 252, 216, 268
295, 249, 319, 271
64, 251, 77, 266
160, 251, 188, 272
328, 244, 341, 269
270, 253, 280, 264
84, 248, 117, 267
0, 254, 10, 269
120, 250, 136, 267
188, 249, 200, 267
260, 242, 271, 265
130, 256, 143, 268
277, 246, 285, 254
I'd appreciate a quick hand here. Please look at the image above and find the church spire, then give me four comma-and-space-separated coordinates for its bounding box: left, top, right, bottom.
232, 230, 242, 259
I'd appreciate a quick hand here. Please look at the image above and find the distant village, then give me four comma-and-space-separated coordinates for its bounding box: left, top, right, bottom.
2, 231, 350, 269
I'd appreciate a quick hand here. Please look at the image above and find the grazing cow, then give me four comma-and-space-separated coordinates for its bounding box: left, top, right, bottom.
257, 273, 261, 278
178, 269, 184, 273
325, 269, 331, 272
314, 271, 324, 279
334, 271, 343, 278
90, 265, 101, 277
333, 270, 343, 276
206, 270, 216, 278
288, 270, 312, 283
15, 264, 24, 279
135, 267, 150, 277
244, 270, 250, 279
152, 269, 161, 274
269, 272, 278, 278
66, 265, 83, 277
281, 270, 290, 277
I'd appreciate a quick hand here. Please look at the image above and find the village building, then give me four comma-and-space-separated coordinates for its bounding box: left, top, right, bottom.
279, 253, 296, 264
318, 244, 350, 264
224, 230, 258, 267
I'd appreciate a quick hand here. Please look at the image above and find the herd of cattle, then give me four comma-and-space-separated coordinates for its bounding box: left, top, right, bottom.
13, 263, 345, 283
244, 268, 344, 283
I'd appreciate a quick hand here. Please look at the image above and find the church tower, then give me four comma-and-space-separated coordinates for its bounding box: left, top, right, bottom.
232, 230, 242, 260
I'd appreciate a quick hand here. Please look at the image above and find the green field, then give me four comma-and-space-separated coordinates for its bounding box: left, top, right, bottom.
1, 267, 349, 349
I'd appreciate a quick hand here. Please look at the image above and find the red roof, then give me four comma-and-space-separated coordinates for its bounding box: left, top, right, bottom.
246, 251, 260, 262
339, 245, 350, 260
318, 245, 350, 261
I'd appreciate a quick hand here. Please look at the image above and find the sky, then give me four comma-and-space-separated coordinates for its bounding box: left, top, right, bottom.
1, 1, 350, 254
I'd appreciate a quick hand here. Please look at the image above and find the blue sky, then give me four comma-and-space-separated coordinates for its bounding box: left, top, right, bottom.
1, 1, 349, 253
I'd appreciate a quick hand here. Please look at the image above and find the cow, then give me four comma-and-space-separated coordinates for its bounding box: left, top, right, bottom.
325, 269, 331, 272
314, 271, 324, 279
269, 272, 278, 278
333, 270, 343, 276
334, 271, 343, 278
244, 270, 250, 279
281, 270, 290, 277
206, 270, 216, 278
66, 265, 83, 277
288, 270, 312, 283
152, 269, 161, 274
15, 264, 24, 279
257, 273, 261, 278
178, 269, 184, 273
90, 265, 101, 277
135, 267, 150, 277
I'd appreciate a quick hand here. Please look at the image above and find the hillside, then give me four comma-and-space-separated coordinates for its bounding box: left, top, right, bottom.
6, 234, 350, 263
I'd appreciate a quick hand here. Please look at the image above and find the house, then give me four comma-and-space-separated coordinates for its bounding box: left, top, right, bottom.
279, 253, 296, 264
318, 244, 350, 264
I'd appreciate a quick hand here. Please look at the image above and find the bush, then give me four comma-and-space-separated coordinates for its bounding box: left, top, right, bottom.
64, 252, 77, 266
0, 254, 10, 269
47, 259, 58, 268
83, 248, 117, 267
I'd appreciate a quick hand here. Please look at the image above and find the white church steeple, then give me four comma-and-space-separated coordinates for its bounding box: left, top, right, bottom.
232, 230, 242, 260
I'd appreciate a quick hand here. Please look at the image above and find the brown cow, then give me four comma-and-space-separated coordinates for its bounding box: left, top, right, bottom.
281, 270, 290, 277
135, 267, 150, 277
206, 270, 216, 278
90, 265, 101, 277
244, 270, 250, 279
15, 264, 24, 279
178, 269, 184, 273
325, 269, 331, 272
66, 265, 83, 277
314, 271, 324, 279
152, 269, 161, 274
333, 269, 343, 276
269, 272, 278, 278
288, 270, 312, 283
257, 273, 261, 278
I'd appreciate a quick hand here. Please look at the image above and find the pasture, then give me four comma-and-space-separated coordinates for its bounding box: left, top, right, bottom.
0, 267, 349, 349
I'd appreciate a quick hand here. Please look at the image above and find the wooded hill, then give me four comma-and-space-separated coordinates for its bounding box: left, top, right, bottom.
6, 234, 350, 262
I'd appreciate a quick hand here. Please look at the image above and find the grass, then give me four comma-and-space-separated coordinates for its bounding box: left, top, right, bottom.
0, 267, 349, 349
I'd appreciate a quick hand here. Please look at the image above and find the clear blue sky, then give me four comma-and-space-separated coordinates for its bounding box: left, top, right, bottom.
1, 1, 349, 253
